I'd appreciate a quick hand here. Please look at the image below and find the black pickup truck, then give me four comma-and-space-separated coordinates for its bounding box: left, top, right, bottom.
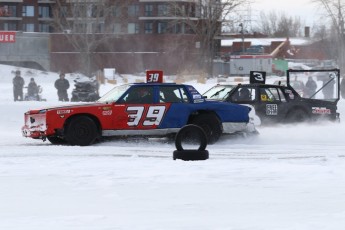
203, 69, 340, 124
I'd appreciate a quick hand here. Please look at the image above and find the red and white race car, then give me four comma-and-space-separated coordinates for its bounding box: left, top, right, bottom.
22, 71, 257, 146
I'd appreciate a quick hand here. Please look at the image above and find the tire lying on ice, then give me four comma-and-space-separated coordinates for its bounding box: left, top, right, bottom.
173, 150, 209, 161
173, 124, 209, 161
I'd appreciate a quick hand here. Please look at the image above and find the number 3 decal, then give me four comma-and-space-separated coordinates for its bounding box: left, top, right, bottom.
126, 105, 166, 126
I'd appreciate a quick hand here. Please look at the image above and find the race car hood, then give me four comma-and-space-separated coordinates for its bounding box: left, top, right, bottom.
25, 102, 109, 115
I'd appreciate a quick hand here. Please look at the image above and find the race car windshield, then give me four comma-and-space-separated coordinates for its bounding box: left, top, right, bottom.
203, 85, 235, 100
98, 84, 131, 103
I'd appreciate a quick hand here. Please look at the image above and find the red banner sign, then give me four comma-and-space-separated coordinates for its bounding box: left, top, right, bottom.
0, 31, 16, 43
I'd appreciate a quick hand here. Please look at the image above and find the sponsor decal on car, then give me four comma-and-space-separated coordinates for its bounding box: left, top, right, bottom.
194, 99, 205, 103
312, 107, 331, 114
266, 104, 278, 115
102, 110, 112, 116
193, 94, 202, 99
57, 110, 71, 115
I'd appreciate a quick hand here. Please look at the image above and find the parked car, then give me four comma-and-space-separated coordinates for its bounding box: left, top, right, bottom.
22, 71, 257, 146
203, 69, 340, 124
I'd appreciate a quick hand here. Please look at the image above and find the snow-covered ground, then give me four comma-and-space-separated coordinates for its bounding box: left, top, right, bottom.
1, 64, 345, 230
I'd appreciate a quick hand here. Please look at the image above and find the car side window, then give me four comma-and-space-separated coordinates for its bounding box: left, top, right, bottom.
180, 87, 189, 103
159, 86, 183, 103
231, 87, 256, 102
277, 88, 286, 102
260, 88, 281, 102
123, 86, 154, 104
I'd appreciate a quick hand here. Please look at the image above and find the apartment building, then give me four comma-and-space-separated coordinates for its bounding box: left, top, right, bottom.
0, 0, 220, 74
0, 0, 204, 33
0, 0, 54, 32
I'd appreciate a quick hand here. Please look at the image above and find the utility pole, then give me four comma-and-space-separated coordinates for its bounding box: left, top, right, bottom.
239, 23, 245, 53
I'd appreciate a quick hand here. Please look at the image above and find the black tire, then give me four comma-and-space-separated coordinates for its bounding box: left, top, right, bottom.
47, 136, 66, 145
173, 150, 209, 161
175, 125, 207, 151
192, 114, 222, 144
64, 116, 99, 146
287, 109, 309, 123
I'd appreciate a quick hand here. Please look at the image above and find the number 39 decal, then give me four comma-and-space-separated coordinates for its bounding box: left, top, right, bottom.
146, 70, 163, 83
126, 105, 166, 126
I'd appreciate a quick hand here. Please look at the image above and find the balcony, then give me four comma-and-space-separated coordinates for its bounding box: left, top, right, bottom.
66, 0, 100, 2
0, 0, 23, 2
38, 17, 54, 21
139, 0, 196, 2
0, 16, 22, 21
139, 16, 199, 21
38, 0, 56, 3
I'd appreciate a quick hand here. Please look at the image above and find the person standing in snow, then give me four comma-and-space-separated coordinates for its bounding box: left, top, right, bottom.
305, 76, 317, 98
12, 70, 25, 101
54, 73, 70, 101
341, 77, 345, 99
322, 77, 335, 99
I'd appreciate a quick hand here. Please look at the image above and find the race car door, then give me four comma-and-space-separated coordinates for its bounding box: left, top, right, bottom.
111, 85, 170, 131
255, 86, 289, 122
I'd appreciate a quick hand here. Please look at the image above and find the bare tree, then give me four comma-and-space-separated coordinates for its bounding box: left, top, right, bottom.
313, 0, 345, 68
52, 0, 133, 76
168, 0, 248, 77
254, 11, 303, 37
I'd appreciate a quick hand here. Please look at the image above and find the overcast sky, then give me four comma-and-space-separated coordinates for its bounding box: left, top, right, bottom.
250, 0, 323, 26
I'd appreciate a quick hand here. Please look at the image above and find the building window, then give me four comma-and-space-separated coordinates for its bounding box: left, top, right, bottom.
92, 22, 104, 33
39, 23, 51, 32
145, 5, 153, 16
73, 4, 87, 17
194, 5, 201, 18
113, 6, 121, 17
128, 4, 139, 17
158, 22, 167, 34
173, 23, 185, 34
113, 23, 121, 34
22, 6, 34, 17
145, 22, 153, 34
158, 4, 169, 16
88, 5, 103, 18
4, 22, 17, 31
38, 6, 51, 18
74, 23, 87, 33
60, 6, 68, 17
23, 23, 35, 32
128, 23, 139, 34
0, 5, 16, 17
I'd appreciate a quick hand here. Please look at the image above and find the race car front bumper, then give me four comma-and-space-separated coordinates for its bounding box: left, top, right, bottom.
222, 122, 257, 134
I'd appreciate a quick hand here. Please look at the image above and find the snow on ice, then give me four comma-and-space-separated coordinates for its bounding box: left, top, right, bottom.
1, 64, 345, 230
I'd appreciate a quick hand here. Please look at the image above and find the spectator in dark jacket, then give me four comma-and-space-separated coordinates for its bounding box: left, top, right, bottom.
322, 77, 335, 99
27, 78, 39, 100
305, 76, 317, 98
55, 73, 70, 101
12, 70, 25, 101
